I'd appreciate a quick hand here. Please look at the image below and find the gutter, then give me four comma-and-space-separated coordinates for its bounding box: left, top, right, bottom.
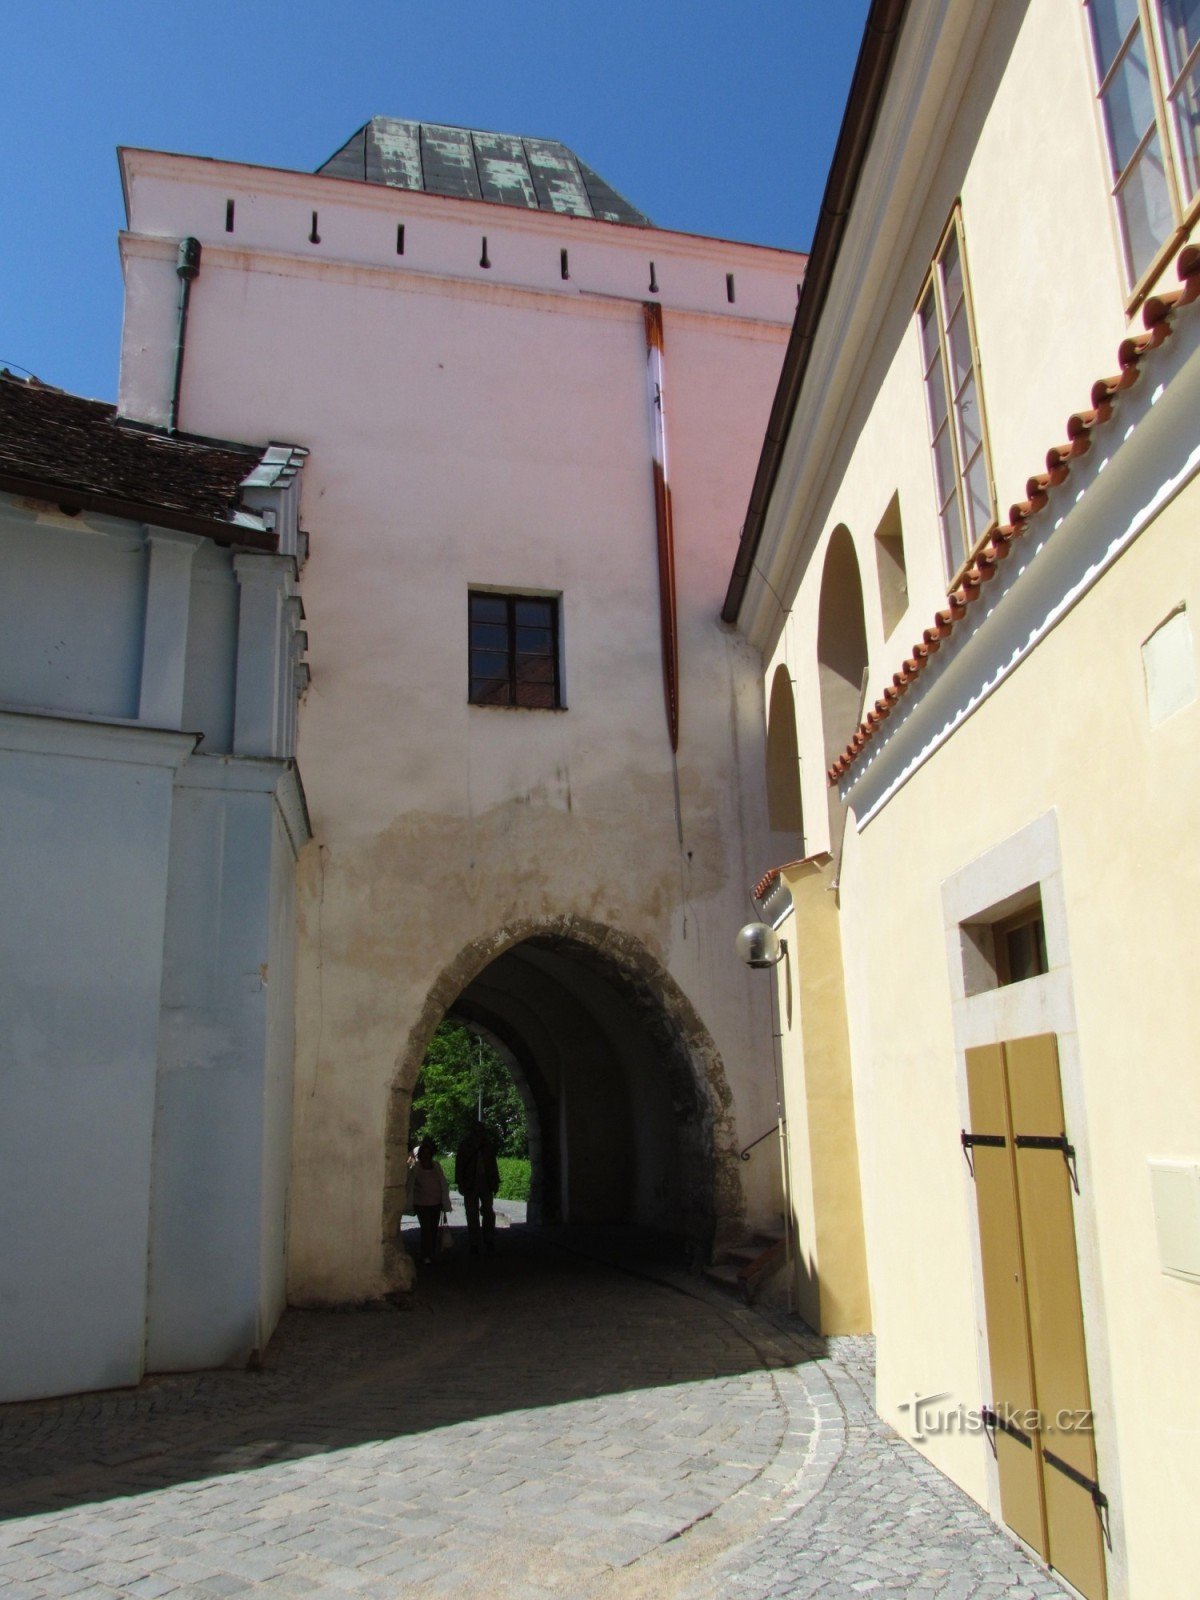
0, 470, 278, 552
721, 0, 910, 625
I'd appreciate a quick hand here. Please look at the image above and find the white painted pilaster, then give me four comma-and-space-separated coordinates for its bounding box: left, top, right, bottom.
139, 528, 201, 728
232, 553, 286, 758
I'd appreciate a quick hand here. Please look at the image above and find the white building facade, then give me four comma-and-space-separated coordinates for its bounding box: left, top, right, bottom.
0, 375, 310, 1401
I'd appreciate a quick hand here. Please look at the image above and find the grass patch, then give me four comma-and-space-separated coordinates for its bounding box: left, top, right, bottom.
442, 1155, 530, 1203
496, 1157, 530, 1202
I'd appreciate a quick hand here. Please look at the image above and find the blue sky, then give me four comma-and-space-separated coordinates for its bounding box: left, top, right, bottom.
2, 2, 870, 401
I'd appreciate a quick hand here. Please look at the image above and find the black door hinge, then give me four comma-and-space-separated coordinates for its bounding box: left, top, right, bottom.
1014, 1132, 1080, 1193
961, 1130, 1005, 1177
1043, 1445, 1111, 1546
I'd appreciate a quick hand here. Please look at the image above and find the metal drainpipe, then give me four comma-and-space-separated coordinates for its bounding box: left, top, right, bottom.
167, 237, 201, 436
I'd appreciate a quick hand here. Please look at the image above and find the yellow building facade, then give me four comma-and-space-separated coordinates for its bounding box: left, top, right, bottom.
729, 3, 1200, 1596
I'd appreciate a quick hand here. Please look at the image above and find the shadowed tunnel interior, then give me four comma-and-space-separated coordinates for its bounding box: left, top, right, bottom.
446, 935, 718, 1246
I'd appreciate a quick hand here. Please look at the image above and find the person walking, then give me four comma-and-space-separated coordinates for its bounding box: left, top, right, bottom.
408, 1138, 450, 1265
455, 1121, 501, 1254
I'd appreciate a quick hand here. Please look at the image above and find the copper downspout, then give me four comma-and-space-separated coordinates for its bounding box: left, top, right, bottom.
644, 301, 680, 751
721, 0, 909, 624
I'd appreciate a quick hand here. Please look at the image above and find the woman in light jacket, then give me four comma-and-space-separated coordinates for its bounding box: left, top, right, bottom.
408, 1138, 451, 1264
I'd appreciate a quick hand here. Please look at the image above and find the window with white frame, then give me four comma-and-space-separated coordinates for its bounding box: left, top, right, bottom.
1085, 0, 1200, 292
917, 213, 994, 581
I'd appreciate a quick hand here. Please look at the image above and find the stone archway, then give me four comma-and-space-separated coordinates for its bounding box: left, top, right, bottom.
381, 917, 741, 1288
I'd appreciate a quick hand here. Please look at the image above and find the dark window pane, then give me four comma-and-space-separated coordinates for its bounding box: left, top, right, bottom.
946, 302, 973, 395
939, 231, 964, 320
515, 681, 556, 708
1169, 56, 1200, 197
515, 599, 552, 626
918, 289, 940, 367
925, 357, 949, 436
1101, 30, 1158, 172
470, 622, 508, 649
470, 678, 512, 706
932, 423, 956, 508
1161, 0, 1200, 79
516, 654, 555, 683
469, 595, 507, 623
516, 625, 552, 653
470, 648, 508, 678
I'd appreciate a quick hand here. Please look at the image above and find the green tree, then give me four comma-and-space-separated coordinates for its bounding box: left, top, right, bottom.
411, 1021, 528, 1159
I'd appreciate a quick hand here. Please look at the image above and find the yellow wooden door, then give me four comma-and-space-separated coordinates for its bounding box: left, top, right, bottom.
964, 1035, 1107, 1599
965, 1043, 1047, 1557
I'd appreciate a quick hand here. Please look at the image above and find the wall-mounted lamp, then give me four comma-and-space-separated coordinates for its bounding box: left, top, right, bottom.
735, 922, 787, 968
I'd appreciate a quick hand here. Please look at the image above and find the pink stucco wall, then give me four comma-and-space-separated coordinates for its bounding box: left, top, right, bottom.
118, 147, 805, 1299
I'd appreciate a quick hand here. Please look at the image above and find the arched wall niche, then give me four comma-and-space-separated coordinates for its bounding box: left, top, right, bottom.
381, 916, 743, 1287
766, 663, 804, 844
816, 526, 869, 842
817, 525, 869, 767
777, 523, 873, 1334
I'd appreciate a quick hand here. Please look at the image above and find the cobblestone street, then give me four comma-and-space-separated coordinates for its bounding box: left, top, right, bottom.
0, 1227, 1069, 1600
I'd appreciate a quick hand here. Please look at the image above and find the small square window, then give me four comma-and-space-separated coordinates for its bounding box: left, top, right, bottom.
993, 906, 1049, 986
468, 591, 563, 709
959, 890, 1050, 995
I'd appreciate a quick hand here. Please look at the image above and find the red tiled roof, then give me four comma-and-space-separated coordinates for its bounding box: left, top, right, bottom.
828, 242, 1200, 785
754, 866, 791, 901
0, 372, 275, 548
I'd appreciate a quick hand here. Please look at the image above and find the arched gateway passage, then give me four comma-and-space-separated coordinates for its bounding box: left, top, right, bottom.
382, 919, 740, 1285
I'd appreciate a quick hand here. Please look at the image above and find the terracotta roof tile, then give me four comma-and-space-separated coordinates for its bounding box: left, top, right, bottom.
828, 241, 1200, 784
0, 373, 273, 544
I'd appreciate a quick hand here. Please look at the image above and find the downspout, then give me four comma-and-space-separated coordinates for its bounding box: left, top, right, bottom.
168, 237, 201, 437
643, 301, 680, 753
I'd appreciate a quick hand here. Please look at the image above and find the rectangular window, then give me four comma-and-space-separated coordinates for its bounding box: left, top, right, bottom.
1085, 0, 1200, 292
468, 591, 562, 709
918, 213, 994, 581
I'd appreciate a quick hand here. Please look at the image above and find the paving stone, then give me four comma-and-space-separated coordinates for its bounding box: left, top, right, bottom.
0, 1228, 1073, 1600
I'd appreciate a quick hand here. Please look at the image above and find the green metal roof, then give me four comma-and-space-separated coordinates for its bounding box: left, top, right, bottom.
317, 119, 652, 227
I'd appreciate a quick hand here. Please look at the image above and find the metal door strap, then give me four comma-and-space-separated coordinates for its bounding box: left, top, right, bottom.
960, 1130, 1005, 1177
1013, 1132, 1080, 1193
981, 1406, 1032, 1447
1043, 1446, 1112, 1545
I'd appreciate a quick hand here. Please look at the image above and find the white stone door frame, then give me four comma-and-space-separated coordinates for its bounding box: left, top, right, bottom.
941, 809, 1127, 1599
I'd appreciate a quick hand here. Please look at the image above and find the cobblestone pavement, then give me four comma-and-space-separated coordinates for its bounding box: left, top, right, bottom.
0, 1226, 1069, 1600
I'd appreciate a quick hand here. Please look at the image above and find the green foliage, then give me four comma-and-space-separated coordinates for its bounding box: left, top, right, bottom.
441, 1155, 530, 1203
411, 1021, 528, 1160
496, 1158, 531, 1202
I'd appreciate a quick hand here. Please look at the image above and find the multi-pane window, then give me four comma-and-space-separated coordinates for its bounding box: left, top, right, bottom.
918, 216, 994, 580
468, 591, 561, 709
1085, 0, 1200, 290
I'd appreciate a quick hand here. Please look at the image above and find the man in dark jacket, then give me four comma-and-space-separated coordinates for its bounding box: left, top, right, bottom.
456, 1122, 501, 1254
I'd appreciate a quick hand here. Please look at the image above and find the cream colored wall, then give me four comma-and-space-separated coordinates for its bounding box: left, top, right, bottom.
844, 482, 1200, 1597
748, 3, 1198, 1592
